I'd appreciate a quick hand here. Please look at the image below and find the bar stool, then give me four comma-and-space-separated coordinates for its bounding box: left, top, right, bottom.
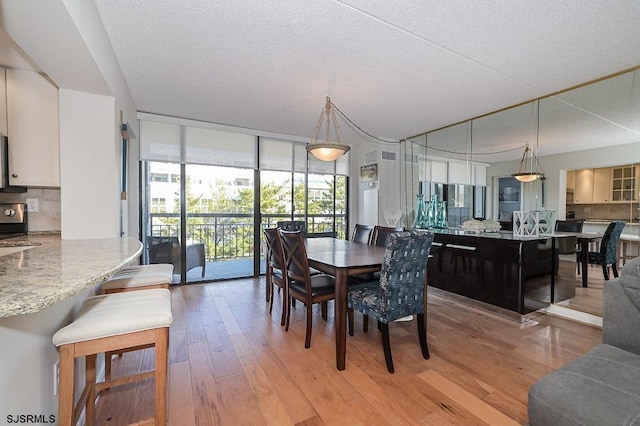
52, 289, 172, 426
100, 264, 173, 381
102, 263, 174, 294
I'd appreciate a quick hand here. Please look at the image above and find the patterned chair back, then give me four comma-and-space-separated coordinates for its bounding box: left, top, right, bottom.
599, 221, 626, 265
378, 231, 434, 319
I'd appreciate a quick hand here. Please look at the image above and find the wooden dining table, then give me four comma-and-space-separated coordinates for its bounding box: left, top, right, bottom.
304, 237, 387, 371
551, 231, 603, 288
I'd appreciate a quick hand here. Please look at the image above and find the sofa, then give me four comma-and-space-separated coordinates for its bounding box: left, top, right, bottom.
527, 256, 640, 425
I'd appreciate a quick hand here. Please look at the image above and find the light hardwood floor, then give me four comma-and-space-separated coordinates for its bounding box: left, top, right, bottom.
95, 278, 602, 425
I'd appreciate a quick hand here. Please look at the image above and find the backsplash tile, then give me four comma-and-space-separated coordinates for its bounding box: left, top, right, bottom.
0, 188, 61, 232
569, 202, 640, 223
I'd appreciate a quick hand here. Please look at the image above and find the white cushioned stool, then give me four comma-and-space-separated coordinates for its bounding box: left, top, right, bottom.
52, 289, 172, 426
102, 263, 174, 294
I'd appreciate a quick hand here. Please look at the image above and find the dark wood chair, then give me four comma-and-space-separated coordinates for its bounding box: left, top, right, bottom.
277, 220, 307, 237
347, 231, 435, 373
370, 225, 405, 247
263, 228, 288, 326
351, 224, 374, 244
279, 229, 336, 348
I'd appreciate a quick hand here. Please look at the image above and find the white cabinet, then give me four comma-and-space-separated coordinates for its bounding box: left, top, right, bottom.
593, 167, 610, 203
566, 170, 575, 190
573, 169, 594, 204
6, 68, 59, 187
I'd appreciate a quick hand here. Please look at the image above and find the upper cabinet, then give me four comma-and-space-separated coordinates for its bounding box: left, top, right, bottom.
570, 164, 638, 204
5, 68, 60, 187
0, 69, 7, 137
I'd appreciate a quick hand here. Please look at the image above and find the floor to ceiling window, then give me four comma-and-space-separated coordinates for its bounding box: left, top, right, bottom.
140, 116, 349, 284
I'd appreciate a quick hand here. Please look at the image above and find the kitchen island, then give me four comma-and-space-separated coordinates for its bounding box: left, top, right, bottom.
0, 236, 143, 420
0, 236, 143, 317
426, 229, 560, 315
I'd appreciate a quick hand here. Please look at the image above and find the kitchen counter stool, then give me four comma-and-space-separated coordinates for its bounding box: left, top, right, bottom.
52, 289, 172, 426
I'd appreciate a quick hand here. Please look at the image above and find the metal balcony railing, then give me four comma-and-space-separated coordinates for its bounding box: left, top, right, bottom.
148, 212, 346, 262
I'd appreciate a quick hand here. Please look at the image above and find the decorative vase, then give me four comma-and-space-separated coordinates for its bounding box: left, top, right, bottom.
413, 194, 426, 229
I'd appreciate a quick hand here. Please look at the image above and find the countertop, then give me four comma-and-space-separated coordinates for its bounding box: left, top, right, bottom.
0, 236, 142, 318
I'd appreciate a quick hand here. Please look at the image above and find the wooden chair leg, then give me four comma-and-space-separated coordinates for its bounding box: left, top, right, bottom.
348, 308, 354, 336
417, 313, 430, 360
363, 314, 369, 333
321, 301, 328, 321
268, 284, 275, 314
155, 328, 169, 425
380, 321, 394, 373
305, 303, 313, 348
85, 354, 97, 426
105, 351, 112, 382
58, 345, 74, 426
285, 296, 292, 332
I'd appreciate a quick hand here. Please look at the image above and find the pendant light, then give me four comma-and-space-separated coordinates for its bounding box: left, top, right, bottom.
512, 100, 545, 182
306, 96, 351, 161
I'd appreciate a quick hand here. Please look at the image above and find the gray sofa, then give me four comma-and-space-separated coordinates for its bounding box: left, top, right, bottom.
527, 256, 640, 425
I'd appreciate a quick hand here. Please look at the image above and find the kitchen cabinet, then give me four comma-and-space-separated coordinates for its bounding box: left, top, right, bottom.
611, 165, 638, 202
6, 68, 60, 187
593, 167, 610, 203
566, 170, 575, 190
573, 169, 594, 204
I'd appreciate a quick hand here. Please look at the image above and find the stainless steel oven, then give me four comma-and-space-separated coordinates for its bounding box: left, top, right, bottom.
0, 203, 28, 239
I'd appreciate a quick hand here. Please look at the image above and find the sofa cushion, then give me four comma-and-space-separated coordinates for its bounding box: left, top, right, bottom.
528, 344, 640, 425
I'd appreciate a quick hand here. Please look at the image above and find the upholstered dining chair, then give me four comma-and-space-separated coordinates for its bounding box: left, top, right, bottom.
263, 228, 288, 326
585, 221, 625, 280
554, 220, 584, 272
347, 231, 434, 373
370, 225, 405, 247
351, 224, 374, 244
279, 229, 336, 348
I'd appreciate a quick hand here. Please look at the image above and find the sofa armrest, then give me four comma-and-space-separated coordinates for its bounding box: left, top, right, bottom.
603, 257, 640, 355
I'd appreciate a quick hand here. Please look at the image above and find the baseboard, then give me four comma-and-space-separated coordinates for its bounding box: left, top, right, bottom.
543, 304, 603, 328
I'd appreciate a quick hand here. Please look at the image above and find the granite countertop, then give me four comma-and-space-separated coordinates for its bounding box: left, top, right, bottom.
0, 236, 142, 317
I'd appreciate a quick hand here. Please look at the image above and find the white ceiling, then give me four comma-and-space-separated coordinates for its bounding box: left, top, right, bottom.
9, 1, 640, 162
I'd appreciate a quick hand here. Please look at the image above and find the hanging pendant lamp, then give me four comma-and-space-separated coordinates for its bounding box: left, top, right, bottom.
306, 96, 351, 161
512, 100, 545, 182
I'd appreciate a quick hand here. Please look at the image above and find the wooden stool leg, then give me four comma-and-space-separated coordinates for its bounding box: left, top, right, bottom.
155, 328, 169, 425
58, 344, 75, 426
85, 354, 97, 426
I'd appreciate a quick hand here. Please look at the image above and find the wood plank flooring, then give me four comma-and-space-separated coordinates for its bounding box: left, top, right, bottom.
95, 278, 602, 425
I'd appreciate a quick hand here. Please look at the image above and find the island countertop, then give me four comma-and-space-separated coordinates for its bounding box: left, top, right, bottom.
0, 237, 143, 318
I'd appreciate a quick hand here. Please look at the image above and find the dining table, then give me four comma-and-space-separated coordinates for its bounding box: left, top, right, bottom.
304, 237, 387, 371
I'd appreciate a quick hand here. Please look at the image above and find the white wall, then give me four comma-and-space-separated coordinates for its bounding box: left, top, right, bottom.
59, 89, 119, 238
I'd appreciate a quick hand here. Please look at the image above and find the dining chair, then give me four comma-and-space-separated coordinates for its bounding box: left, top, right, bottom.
279, 229, 336, 348
370, 225, 405, 247
351, 224, 374, 244
263, 228, 288, 326
347, 231, 434, 373
277, 220, 307, 237
586, 221, 625, 280
554, 220, 584, 272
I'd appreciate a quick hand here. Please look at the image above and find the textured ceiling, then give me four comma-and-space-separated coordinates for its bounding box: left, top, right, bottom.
93, 0, 640, 161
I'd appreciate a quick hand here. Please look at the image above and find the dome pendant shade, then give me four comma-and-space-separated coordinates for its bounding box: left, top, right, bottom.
306, 96, 351, 161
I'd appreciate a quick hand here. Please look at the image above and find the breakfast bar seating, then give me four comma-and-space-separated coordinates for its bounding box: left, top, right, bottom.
52, 288, 172, 426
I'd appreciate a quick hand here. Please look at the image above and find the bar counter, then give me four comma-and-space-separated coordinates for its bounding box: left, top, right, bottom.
0, 236, 142, 317
426, 229, 556, 314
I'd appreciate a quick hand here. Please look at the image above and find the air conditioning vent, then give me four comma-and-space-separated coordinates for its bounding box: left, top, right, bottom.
365, 151, 377, 164
381, 151, 396, 161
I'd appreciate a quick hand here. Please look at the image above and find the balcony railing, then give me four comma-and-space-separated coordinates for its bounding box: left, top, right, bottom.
149, 212, 346, 262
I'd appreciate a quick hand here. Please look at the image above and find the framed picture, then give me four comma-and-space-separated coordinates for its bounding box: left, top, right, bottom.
360, 163, 378, 182
499, 186, 520, 202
